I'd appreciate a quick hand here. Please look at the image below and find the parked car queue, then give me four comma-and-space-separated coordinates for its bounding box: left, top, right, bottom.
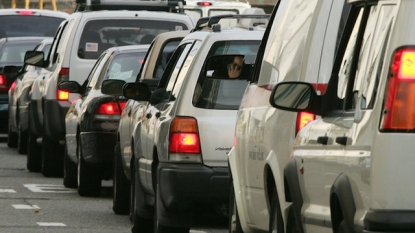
5, 0, 415, 233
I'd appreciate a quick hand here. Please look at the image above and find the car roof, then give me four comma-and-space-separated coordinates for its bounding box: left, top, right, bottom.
0, 37, 52, 43
0, 9, 69, 18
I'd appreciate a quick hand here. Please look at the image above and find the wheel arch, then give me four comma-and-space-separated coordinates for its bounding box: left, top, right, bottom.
330, 173, 356, 233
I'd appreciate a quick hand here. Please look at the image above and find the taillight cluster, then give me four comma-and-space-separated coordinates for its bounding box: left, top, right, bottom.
94, 100, 127, 120
296, 112, 315, 135
381, 47, 415, 131
57, 68, 70, 101
169, 116, 202, 162
0, 74, 7, 92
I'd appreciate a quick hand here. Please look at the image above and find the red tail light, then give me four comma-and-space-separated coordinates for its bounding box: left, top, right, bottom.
58, 68, 69, 82
296, 112, 315, 135
119, 101, 127, 112
57, 90, 69, 101
9, 81, 17, 91
197, 2, 212, 6
169, 117, 201, 154
381, 47, 415, 131
0, 74, 8, 92
96, 102, 121, 115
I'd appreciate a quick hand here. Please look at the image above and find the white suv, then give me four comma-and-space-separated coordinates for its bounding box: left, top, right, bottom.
25, 1, 194, 177
271, 0, 415, 232
122, 14, 268, 233
227, 0, 351, 232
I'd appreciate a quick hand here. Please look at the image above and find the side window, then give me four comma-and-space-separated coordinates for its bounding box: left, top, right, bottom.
50, 19, 73, 66
83, 52, 108, 96
171, 41, 202, 99
153, 39, 181, 79
136, 41, 154, 81
163, 43, 192, 91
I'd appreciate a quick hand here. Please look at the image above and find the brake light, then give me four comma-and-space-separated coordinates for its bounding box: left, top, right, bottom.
17, 10, 35, 15
119, 101, 127, 112
169, 117, 201, 154
0, 74, 7, 92
9, 81, 17, 91
96, 102, 121, 115
296, 112, 315, 135
58, 68, 69, 83
57, 90, 69, 101
197, 2, 212, 6
381, 47, 415, 131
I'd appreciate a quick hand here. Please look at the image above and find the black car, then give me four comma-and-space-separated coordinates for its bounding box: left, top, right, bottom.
58, 44, 150, 196
0, 37, 51, 136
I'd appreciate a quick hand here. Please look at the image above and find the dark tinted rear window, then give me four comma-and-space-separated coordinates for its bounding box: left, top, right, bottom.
77, 19, 189, 60
0, 15, 64, 38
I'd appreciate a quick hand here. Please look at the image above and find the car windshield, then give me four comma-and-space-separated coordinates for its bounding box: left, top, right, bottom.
0, 15, 64, 38
105, 51, 147, 84
78, 19, 189, 60
0, 42, 40, 64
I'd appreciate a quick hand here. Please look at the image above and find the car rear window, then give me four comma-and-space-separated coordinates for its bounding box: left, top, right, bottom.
0, 15, 64, 38
193, 40, 260, 110
105, 52, 147, 83
0, 42, 40, 64
77, 19, 189, 60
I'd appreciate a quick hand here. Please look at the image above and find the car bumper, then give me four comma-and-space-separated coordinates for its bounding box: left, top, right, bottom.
158, 163, 229, 212
80, 131, 116, 164
363, 210, 415, 232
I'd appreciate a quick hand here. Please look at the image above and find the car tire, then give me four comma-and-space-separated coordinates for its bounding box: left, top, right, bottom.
229, 181, 243, 233
17, 122, 28, 154
113, 142, 130, 215
7, 122, 18, 148
269, 189, 284, 233
285, 205, 301, 233
63, 144, 78, 188
41, 136, 64, 177
77, 143, 101, 197
26, 119, 41, 172
337, 220, 352, 233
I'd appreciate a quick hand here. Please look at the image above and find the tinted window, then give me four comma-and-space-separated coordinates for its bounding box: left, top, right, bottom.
153, 40, 181, 79
77, 19, 189, 60
105, 52, 147, 83
193, 40, 261, 110
0, 15, 64, 38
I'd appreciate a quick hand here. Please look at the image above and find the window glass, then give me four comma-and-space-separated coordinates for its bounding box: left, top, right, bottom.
0, 42, 40, 63
193, 40, 261, 110
104, 51, 147, 84
0, 15, 64, 38
165, 43, 192, 92
153, 40, 181, 79
83, 52, 108, 95
77, 19, 188, 60
43, 44, 52, 58
358, 5, 395, 109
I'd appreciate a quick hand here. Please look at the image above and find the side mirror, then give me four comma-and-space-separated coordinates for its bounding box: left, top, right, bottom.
101, 79, 126, 96
3, 66, 20, 76
58, 81, 81, 93
269, 82, 317, 112
204, 54, 252, 80
24, 51, 45, 67
123, 82, 151, 101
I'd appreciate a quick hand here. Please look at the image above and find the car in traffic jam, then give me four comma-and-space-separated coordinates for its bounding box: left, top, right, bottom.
2, 0, 415, 233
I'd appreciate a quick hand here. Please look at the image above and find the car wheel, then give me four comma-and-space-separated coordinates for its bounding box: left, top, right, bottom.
229, 181, 243, 233
77, 142, 101, 197
63, 144, 78, 188
7, 122, 18, 148
41, 136, 64, 177
269, 189, 284, 233
154, 184, 190, 233
113, 142, 130, 215
26, 119, 41, 172
17, 122, 28, 154
285, 205, 301, 233
337, 220, 352, 233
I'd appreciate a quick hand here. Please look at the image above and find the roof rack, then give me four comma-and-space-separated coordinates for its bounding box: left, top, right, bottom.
191, 14, 270, 32
75, 0, 185, 13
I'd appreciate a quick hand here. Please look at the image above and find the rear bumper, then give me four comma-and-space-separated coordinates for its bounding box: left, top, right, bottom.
364, 210, 415, 232
80, 131, 116, 164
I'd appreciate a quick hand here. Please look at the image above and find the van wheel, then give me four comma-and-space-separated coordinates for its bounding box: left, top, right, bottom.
269, 189, 284, 233
7, 123, 18, 148
285, 205, 301, 233
77, 147, 101, 197
17, 123, 28, 154
41, 136, 64, 177
113, 142, 130, 215
63, 144, 78, 188
229, 181, 243, 233
26, 119, 41, 172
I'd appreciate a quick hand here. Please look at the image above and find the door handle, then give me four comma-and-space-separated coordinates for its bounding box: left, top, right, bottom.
317, 136, 329, 145
335, 136, 350, 145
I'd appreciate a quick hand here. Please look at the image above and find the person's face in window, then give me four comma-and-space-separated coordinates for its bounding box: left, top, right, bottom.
227, 56, 243, 78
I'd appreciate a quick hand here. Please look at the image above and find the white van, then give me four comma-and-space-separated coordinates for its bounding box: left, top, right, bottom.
183, 0, 251, 22
227, 0, 351, 232
271, 0, 415, 232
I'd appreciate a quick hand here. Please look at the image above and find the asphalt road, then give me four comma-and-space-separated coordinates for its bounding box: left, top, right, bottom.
0, 139, 228, 233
